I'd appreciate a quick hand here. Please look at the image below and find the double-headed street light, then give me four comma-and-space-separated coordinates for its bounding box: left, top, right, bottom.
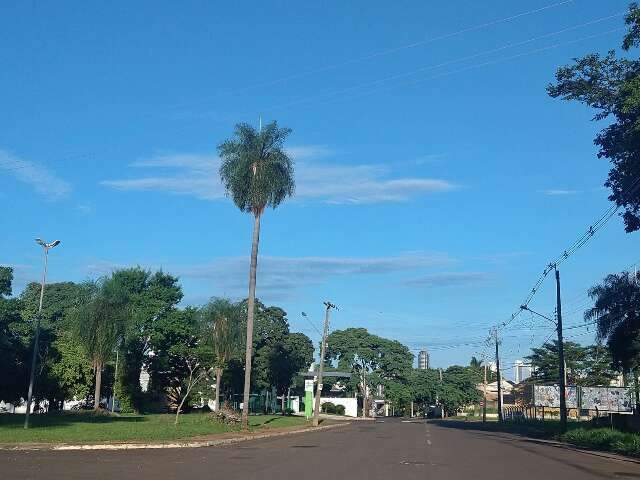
24, 238, 61, 429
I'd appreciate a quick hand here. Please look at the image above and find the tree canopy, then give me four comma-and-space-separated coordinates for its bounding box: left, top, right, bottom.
586, 271, 640, 372
548, 3, 640, 232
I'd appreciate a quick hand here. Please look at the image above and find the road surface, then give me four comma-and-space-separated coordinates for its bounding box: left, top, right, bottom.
2, 418, 639, 479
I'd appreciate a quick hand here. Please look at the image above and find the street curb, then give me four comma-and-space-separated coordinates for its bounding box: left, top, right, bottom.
516, 436, 640, 464
0, 422, 349, 452
469, 427, 640, 464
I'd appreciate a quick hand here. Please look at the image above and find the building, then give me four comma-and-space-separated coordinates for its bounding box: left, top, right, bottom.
513, 360, 532, 384
418, 350, 430, 370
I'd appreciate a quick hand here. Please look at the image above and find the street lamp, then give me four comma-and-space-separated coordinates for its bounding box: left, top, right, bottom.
24, 238, 61, 429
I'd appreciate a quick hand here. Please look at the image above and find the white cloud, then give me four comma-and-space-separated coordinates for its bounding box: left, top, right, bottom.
0, 150, 71, 199
541, 189, 580, 196
403, 272, 488, 288
101, 147, 457, 204
86, 252, 453, 300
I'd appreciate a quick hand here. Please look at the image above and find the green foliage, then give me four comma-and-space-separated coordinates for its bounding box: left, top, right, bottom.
147, 308, 212, 412
218, 121, 295, 215
526, 340, 617, 386
247, 301, 313, 398
586, 271, 640, 372
0, 266, 12, 297
201, 298, 242, 372
437, 366, 481, 415
49, 332, 93, 401
548, 3, 640, 232
326, 328, 414, 404
69, 280, 127, 370
321, 402, 336, 414
106, 268, 183, 412
0, 271, 27, 403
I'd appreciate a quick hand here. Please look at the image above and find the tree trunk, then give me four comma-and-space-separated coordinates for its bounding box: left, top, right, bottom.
175, 388, 190, 425
215, 367, 222, 412
281, 391, 286, 415
94, 362, 103, 411
242, 212, 261, 429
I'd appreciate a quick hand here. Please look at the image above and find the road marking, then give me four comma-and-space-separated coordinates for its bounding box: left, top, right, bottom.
427, 439, 432, 446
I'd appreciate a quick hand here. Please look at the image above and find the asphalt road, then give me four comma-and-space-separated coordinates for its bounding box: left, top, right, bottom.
2, 419, 640, 479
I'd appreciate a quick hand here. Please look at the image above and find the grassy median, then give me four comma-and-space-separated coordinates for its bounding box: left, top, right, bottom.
437, 418, 640, 458
0, 412, 309, 444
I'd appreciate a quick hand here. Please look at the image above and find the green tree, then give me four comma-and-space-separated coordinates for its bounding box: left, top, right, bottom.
326, 328, 412, 417
0, 266, 12, 297
17, 281, 85, 408
0, 267, 27, 404
548, 3, 640, 232
200, 298, 242, 411
526, 340, 617, 386
266, 332, 314, 414
106, 268, 183, 412
218, 121, 295, 428
68, 281, 127, 410
586, 271, 640, 374
438, 366, 481, 416
410, 368, 439, 409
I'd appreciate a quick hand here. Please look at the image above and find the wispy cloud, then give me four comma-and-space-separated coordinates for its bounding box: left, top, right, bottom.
540, 189, 580, 196
0, 150, 71, 199
403, 272, 488, 288
86, 252, 453, 301
101, 147, 457, 204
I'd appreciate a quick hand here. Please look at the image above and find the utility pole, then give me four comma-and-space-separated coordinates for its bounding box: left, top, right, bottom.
313, 301, 335, 427
555, 267, 568, 433
494, 328, 503, 422
483, 363, 487, 423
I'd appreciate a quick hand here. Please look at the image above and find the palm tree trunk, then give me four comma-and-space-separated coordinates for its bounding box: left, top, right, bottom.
215, 367, 222, 411
281, 391, 285, 415
94, 361, 103, 411
242, 212, 261, 429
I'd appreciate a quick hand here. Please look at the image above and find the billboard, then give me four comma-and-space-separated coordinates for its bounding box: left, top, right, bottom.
533, 385, 578, 408
581, 387, 633, 412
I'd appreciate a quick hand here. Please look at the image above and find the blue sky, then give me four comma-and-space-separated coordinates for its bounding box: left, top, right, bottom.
1, 0, 639, 380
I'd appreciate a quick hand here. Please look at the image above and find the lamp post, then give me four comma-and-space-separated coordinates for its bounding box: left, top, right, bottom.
24, 238, 60, 429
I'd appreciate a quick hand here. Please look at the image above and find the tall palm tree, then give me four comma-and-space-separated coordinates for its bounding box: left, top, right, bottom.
70, 280, 127, 410
218, 121, 295, 428
585, 271, 640, 372
201, 298, 241, 411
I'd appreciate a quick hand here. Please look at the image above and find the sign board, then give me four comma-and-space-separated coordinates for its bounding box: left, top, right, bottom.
581, 387, 633, 412
533, 385, 578, 408
304, 379, 314, 393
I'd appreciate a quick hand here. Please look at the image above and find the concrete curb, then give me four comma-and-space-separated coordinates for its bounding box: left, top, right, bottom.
0, 422, 350, 452
516, 436, 640, 464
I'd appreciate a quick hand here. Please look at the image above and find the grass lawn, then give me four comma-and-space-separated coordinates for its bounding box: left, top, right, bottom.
0, 412, 310, 444
437, 418, 640, 458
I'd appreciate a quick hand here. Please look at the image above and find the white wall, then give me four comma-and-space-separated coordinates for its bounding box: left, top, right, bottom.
320, 397, 358, 417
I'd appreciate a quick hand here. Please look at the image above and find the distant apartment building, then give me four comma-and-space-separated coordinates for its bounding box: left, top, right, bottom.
418, 350, 430, 370
513, 360, 532, 383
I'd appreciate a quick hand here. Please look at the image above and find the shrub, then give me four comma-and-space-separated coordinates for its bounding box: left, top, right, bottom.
335, 405, 345, 415
284, 408, 295, 416
321, 402, 336, 414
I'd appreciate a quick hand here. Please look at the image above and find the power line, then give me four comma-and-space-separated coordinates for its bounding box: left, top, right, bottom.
257, 17, 624, 116
159, 0, 578, 113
